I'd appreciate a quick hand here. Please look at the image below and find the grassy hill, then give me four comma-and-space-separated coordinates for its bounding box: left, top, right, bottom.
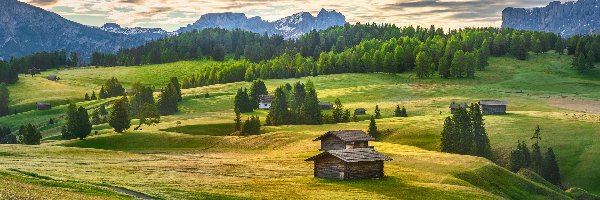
1, 52, 600, 198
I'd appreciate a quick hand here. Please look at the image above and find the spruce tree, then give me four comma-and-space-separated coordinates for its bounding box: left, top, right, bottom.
234, 88, 253, 113
440, 116, 456, 153
268, 87, 291, 125
300, 81, 322, 125
471, 103, 492, 159
374, 105, 381, 119
170, 77, 182, 102
0, 83, 9, 117
76, 106, 92, 140
542, 148, 561, 186
394, 105, 401, 117
84, 93, 90, 101
234, 108, 242, 131
401, 106, 408, 117
108, 97, 131, 133
249, 79, 268, 109
367, 115, 378, 138
63, 103, 78, 140
332, 98, 344, 123
98, 104, 108, 115
91, 91, 97, 100
20, 124, 41, 145
343, 109, 351, 122
158, 83, 179, 115
91, 109, 101, 125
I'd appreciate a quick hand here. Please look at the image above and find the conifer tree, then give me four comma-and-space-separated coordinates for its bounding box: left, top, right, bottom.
84, 93, 90, 101
158, 83, 179, 115
530, 125, 544, 174
237, 88, 254, 113
98, 104, 108, 115
91, 91, 97, 100
394, 105, 402, 117
0, 83, 9, 117
300, 81, 322, 125
91, 109, 101, 125
367, 115, 378, 138
401, 106, 408, 117
471, 103, 492, 159
234, 108, 242, 131
542, 147, 561, 186
108, 97, 131, 133
170, 77, 182, 102
343, 109, 351, 122
20, 124, 41, 145
249, 79, 268, 109
332, 98, 344, 123
75, 106, 92, 140
63, 103, 78, 140
374, 105, 381, 119
440, 116, 456, 153
268, 87, 291, 125
99, 87, 108, 99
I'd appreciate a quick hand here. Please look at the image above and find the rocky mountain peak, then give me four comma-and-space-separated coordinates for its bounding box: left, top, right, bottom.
502, 0, 600, 37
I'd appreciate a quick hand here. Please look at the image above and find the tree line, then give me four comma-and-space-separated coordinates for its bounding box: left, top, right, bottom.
440, 103, 493, 159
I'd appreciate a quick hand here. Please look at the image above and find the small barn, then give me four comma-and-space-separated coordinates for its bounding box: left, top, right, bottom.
319, 102, 333, 110
36, 102, 52, 110
354, 108, 366, 115
449, 102, 468, 114
47, 75, 58, 81
479, 100, 507, 115
258, 95, 273, 110
313, 130, 375, 151
305, 148, 392, 180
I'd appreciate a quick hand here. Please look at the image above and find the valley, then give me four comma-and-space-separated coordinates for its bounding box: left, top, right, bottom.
1, 53, 599, 199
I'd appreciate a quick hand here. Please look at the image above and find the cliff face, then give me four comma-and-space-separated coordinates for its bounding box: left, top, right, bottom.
502, 0, 600, 37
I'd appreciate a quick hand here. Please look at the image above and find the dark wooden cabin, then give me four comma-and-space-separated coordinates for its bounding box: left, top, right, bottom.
47, 75, 58, 81
306, 148, 392, 180
354, 108, 366, 115
479, 100, 507, 115
313, 130, 375, 151
36, 102, 52, 110
449, 102, 468, 114
319, 102, 333, 110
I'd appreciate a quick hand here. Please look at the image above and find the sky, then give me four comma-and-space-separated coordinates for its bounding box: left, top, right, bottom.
22, 0, 562, 32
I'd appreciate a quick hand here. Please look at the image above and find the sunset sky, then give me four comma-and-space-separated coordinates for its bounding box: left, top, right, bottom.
23, 0, 561, 31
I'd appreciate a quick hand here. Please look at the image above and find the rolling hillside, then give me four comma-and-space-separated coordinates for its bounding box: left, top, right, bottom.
1, 52, 600, 199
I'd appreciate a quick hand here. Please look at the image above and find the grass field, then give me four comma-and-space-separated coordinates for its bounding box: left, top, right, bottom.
1, 52, 600, 199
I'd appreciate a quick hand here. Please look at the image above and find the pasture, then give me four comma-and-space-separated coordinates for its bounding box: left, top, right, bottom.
1, 52, 600, 198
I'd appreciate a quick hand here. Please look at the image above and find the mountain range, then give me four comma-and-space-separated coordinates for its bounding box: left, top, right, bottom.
502, 0, 600, 37
177, 9, 346, 39
0, 0, 346, 60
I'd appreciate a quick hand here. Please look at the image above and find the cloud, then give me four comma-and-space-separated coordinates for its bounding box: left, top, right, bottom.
28, 0, 58, 6
22, 0, 561, 31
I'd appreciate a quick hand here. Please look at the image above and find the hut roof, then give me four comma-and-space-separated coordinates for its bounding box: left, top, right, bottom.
313, 130, 375, 142
259, 95, 273, 103
479, 100, 507, 106
449, 102, 468, 109
355, 108, 366, 111
36, 102, 51, 106
305, 148, 392, 162
47, 75, 57, 80
319, 102, 333, 106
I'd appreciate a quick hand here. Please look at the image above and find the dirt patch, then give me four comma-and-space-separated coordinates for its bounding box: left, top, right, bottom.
100, 185, 156, 200
548, 97, 600, 114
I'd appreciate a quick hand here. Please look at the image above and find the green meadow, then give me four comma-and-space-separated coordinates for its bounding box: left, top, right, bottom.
1, 52, 600, 199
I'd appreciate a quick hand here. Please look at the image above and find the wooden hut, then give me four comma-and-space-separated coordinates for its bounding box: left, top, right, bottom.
449, 102, 468, 114
319, 102, 333, 110
354, 108, 366, 115
313, 130, 375, 151
479, 100, 507, 115
305, 148, 392, 180
258, 95, 273, 110
36, 102, 52, 110
47, 75, 58, 81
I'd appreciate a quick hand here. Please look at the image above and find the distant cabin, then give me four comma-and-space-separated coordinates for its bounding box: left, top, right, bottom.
36, 102, 52, 110
258, 95, 273, 110
479, 100, 507, 115
313, 130, 375, 151
47, 75, 58, 81
305, 148, 392, 180
449, 102, 468, 114
319, 102, 333, 110
354, 108, 366, 115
